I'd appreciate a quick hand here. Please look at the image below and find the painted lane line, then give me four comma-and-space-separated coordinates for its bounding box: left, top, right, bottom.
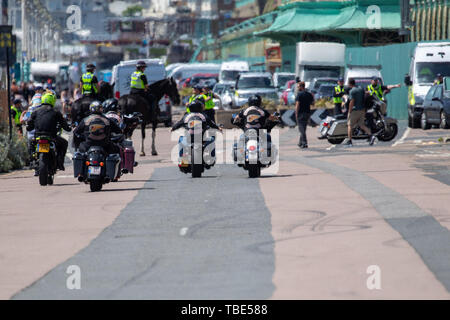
179, 227, 189, 236
392, 127, 410, 147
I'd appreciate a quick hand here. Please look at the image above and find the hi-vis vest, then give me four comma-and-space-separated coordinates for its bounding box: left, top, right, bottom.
11, 105, 21, 125
408, 86, 415, 105
204, 92, 215, 110
333, 86, 344, 104
82, 72, 97, 94
187, 94, 207, 113
130, 71, 145, 89
367, 84, 384, 101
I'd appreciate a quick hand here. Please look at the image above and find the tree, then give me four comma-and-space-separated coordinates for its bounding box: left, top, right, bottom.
122, 5, 143, 17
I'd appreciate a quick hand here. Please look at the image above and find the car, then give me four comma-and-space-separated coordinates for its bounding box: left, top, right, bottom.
169, 63, 221, 88
420, 80, 450, 130
183, 73, 219, 89
281, 80, 296, 105
309, 77, 338, 94
233, 72, 279, 108
111, 59, 173, 126
315, 84, 335, 100
273, 72, 295, 98
212, 83, 233, 109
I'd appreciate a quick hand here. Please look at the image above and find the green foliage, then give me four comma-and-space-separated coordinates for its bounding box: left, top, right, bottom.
122, 5, 143, 17
0, 122, 28, 173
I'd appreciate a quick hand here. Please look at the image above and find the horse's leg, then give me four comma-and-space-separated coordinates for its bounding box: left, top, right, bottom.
140, 123, 146, 156
151, 120, 158, 156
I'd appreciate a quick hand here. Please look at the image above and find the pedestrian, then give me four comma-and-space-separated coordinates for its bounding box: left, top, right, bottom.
345, 78, 376, 147
295, 81, 314, 149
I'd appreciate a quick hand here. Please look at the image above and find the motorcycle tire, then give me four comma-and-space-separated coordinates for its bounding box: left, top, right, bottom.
90, 180, 103, 192
248, 164, 261, 178
378, 123, 398, 142
39, 153, 49, 186
326, 138, 345, 145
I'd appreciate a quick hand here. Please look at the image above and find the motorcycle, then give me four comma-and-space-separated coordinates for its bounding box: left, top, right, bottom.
35, 136, 58, 186
324, 95, 398, 145
73, 146, 121, 192
177, 126, 216, 178
232, 112, 280, 178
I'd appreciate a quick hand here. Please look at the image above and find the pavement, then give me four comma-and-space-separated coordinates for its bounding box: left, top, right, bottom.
1, 120, 450, 299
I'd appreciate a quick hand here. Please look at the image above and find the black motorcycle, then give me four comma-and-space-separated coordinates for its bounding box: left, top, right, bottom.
35, 136, 58, 186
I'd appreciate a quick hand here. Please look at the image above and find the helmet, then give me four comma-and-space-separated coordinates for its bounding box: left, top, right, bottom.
102, 98, 119, 113
188, 101, 203, 113
13, 98, 22, 105
41, 92, 56, 107
248, 95, 262, 107
136, 60, 147, 68
89, 101, 103, 114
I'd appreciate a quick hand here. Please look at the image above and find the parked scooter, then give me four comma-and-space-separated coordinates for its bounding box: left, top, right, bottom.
232, 112, 280, 178
324, 95, 398, 144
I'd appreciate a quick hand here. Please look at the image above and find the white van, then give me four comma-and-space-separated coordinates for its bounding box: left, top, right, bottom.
30, 61, 70, 94
219, 61, 249, 85
111, 59, 173, 126
405, 42, 450, 128
344, 65, 384, 88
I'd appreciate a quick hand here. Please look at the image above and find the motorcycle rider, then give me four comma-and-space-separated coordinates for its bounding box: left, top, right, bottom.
102, 98, 124, 130
172, 100, 221, 133
232, 95, 278, 132
80, 63, 99, 99
26, 92, 71, 171
186, 85, 206, 113
73, 101, 122, 155
367, 76, 401, 115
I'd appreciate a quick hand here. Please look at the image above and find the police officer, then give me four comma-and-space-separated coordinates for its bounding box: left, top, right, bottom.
10, 99, 23, 134
130, 60, 153, 105
202, 85, 220, 120
333, 78, 346, 115
367, 77, 401, 115
186, 85, 206, 113
80, 63, 99, 98
26, 92, 71, 171
73, 101, 122, 155
172, 100, 221, 133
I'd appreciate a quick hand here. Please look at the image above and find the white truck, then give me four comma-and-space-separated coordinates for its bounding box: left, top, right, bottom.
295, 42, 346, 89
404, 42, 450, 128
30, 61, 70, 94
219, 61, 249, 86
344, 64, 384, 88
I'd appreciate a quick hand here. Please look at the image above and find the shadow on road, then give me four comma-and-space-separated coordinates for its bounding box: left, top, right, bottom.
100, 187, 155, 192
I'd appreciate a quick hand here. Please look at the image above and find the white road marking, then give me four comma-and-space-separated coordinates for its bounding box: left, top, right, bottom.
392, 128, 410, 147
179, 227, 189, 236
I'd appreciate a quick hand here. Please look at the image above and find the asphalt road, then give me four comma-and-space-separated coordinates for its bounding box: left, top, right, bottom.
2, 120, 450, 299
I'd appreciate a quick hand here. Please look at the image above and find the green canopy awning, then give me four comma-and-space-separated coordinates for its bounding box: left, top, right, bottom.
257, 0, 401, 37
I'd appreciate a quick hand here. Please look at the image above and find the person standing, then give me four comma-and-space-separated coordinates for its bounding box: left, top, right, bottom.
202, 85, 220, 120
345, 78, 375, 147
333, 77, 346, 115
295, 81, 314, 149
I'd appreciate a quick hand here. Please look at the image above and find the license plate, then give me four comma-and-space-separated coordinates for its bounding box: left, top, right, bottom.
37, 143, 50, 153
88, 166, 101, 175
247, 151, 258, 161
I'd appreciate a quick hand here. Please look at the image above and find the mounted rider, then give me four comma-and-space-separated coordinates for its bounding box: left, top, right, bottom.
80, 63, 99, 99
129, 60, 155, 110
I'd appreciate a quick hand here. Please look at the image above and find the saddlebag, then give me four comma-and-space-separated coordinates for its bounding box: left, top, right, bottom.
106, 153, 121, 180
121, 146, 136, 174
72, 152, 86, 178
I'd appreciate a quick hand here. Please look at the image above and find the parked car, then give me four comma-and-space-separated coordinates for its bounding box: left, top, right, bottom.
213, 83, 233, 109
233, 72, 279, 108
273, 72, 295, 98
281, 80, 296, 105
309, 77, 338, 94
420, 81, 450, 130
169, 63, 221, 88
315, 84, 335, 100
111, 59, 172, 126
183, 73, 219, 89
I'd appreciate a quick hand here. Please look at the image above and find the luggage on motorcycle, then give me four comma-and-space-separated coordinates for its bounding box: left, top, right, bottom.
122, 146, 135, 174
72, 152, 86, 178
105, 153, 121, 180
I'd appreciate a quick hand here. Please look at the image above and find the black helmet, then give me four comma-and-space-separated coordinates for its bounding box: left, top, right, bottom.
89, 101, 103, 114
248, 95, 262, 107
102, 98, 119, 113
136, 60, 147, 68
189, 101, 203, 113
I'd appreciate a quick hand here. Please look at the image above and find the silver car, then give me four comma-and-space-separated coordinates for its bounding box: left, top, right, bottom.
233, 72, 279, 108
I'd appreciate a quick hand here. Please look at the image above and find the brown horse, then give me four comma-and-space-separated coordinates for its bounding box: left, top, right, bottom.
118, 77, 180, 156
